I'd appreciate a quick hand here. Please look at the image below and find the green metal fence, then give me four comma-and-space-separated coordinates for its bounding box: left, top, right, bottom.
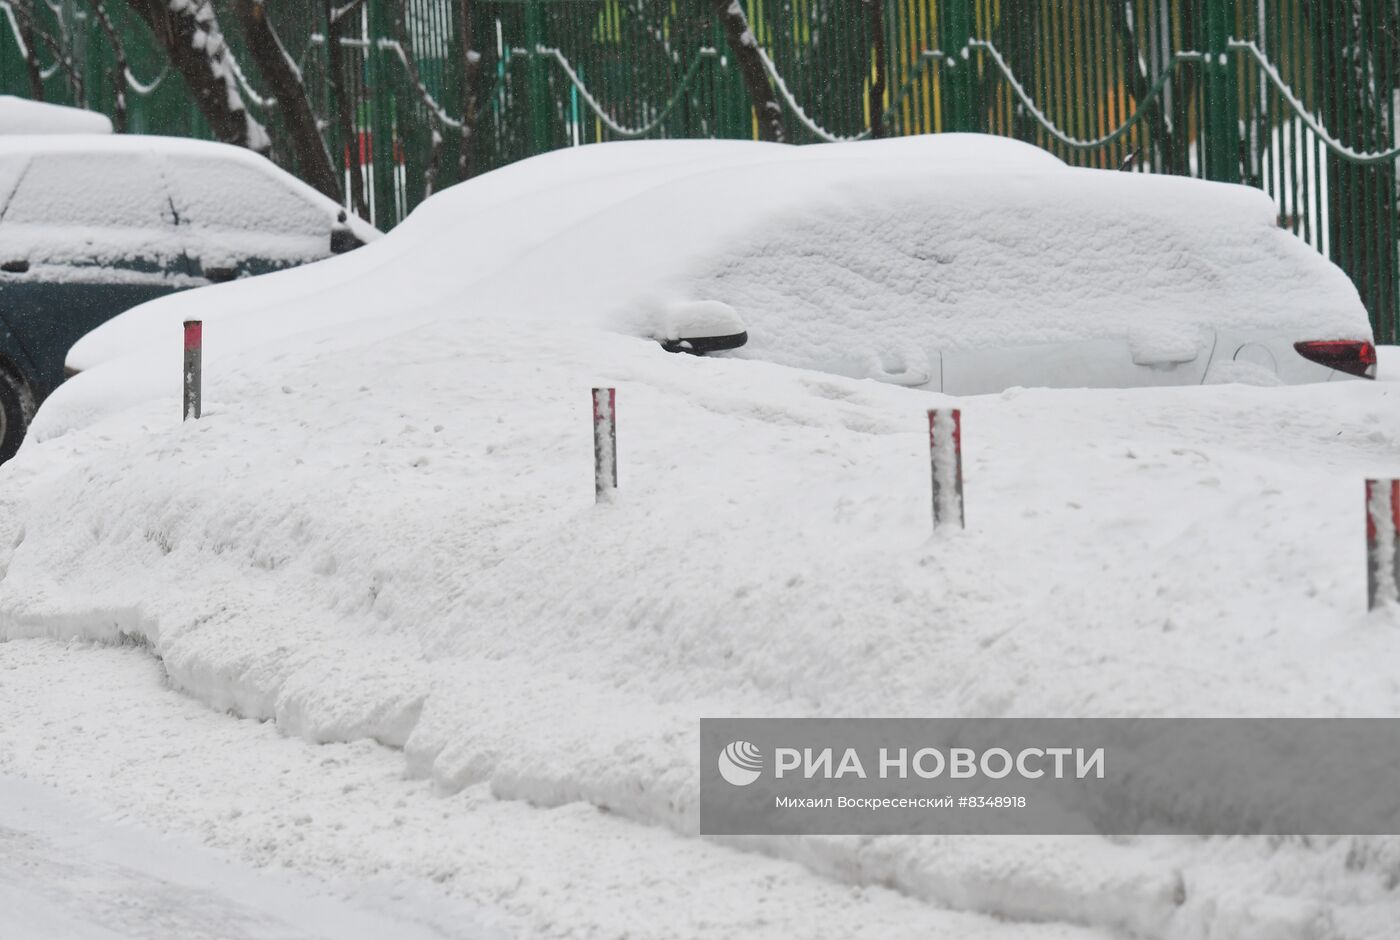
3, 1, 1400, 340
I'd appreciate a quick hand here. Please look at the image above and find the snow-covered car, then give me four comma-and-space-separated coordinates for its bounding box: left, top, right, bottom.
42, 134, 1372, 445
0, 134, 379, 460
0, 96, 113, 135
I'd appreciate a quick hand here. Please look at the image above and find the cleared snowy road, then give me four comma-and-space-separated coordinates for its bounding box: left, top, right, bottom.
0, 773, 500, 940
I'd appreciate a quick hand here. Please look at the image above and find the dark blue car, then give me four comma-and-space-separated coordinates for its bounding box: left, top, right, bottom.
0, 135, 378, 461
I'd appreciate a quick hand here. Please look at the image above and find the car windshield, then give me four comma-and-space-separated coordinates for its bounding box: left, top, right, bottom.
3, 151, 173, 228
0, 151, 184, 272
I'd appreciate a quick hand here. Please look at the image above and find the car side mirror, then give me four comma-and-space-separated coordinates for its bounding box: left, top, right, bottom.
330, 210, 364, 255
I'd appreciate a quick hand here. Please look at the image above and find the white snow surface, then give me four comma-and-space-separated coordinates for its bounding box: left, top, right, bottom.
0, 96, 113, 135
0, 770, 503, 939
2, 136, 1398, 937
0, 638, 1111, 939
6, 318, 1400, 936
50, 134, 1366, 438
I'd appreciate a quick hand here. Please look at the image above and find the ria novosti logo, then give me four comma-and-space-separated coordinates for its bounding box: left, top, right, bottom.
718, 741, 763, 786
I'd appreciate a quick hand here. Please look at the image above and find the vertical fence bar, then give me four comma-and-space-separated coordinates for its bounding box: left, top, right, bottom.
938, 0, 974, 133
928, 408, 964, 531
524, 0, 548, 154
366, 0, 397, 227
1201, 0, 1240, 182
592, 387, 617, 501
183, 319, 202, 422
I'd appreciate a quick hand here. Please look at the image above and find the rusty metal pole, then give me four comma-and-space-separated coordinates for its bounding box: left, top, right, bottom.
593, 387, 616, 501
183, 319, 202, 421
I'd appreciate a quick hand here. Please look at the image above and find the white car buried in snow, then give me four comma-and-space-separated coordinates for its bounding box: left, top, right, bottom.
43, 134, 1373, 440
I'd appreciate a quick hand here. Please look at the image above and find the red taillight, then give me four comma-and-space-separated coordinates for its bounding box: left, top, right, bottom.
1294, 340, 1377, 378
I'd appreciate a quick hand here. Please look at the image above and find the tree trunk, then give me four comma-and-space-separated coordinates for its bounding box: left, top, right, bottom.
865, 0, 886, 137
87, 0, 128, 133
707, 0, 784, 143
1106, 0, 1193, 175
14, 1, 47, 102
235, 0, 340, 200
123, 0, 269, 152
457, 0, 481, 179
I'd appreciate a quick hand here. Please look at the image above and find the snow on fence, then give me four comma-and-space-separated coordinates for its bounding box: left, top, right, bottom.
927, 408, 964, 531
183, 319, 202, 422
1367, 480, 1400, 610
592, 387, 616, 502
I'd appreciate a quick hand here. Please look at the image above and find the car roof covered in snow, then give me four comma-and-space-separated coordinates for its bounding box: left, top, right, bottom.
0, 96, 113, 135
0, 133, 343, 205
0, 133, 379, 250
0, 131, 268, 158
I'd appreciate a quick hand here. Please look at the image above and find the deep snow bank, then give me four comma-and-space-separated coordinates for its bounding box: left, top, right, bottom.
4, 307, 1400, 937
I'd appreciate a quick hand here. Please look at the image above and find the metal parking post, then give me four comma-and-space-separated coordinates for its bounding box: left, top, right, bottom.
928, 409, 964, 531
183, 319, 202, 422
593, 387, 616, 502
1366, 479, 1400, 610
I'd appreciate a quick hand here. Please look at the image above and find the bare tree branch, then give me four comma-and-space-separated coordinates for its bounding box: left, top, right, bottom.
706, 0, 784, 143
13, 0, 84, 103
865, 0, 885, 137
86, 0, 128, 132
122, 0, 269, 152
456, 0, 481, 179
13, 0, 47, 101
29, 23, 85, 104
330, 0, 367, 26
1105, 0, 1188, 174
234, 0, 341, 200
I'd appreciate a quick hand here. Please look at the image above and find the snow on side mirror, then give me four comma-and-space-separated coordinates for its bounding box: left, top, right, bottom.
330, 210, 364, 255
658, 300, 748, 355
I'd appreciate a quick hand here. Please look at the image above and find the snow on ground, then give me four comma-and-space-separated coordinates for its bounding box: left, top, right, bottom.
0, 766, 502, 940
4, 315, 1400, 937
0, 638, 1110, 940
2, 136, 1398, 937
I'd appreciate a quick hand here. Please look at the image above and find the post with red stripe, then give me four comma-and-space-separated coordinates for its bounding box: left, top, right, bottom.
592, 387, 617, 502
928, 408, 964, 531
183, 319, 202, 422
1366, 479, 1400, 609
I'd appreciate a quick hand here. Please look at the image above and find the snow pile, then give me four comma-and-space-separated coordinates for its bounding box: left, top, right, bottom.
5, 316, 1400, 937
2, 137, 1396, 937
0, 96, 112, 135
